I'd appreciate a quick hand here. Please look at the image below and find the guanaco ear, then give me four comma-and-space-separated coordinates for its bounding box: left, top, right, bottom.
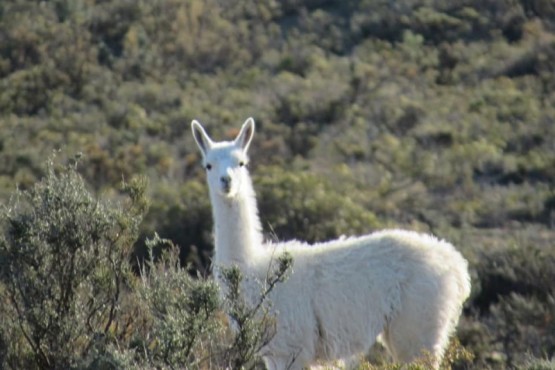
191, 120, 213, 156
234, 117, 255, 153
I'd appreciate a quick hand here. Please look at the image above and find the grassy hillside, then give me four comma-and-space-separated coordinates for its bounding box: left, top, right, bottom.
0, 0, 554, 368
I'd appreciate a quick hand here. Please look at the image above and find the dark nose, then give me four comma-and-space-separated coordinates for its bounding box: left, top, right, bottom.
220, 176, 231, 186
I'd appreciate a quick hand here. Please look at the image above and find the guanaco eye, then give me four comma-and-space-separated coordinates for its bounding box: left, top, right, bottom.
239, 161, 245, 167
206, 163, 212, 170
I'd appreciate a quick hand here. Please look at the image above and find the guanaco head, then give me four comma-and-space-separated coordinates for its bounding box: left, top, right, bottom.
191, 118, 255, 198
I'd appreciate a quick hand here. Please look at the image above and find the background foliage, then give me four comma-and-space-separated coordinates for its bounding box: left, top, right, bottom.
0, 0, 554, 368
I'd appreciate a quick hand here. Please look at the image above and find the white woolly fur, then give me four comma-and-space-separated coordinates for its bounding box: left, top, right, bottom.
191, 118, 471, 370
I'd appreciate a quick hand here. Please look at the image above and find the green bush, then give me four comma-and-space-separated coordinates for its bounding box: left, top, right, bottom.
139, 180, 213, 274
256, 165, 380, 243
466, 244, 555, 366
0, 159, 296, 370
0, 158, 147, 370
133, 234, 222, 369
96, 238, 292, 370
521, 357, 555, 370
218, 252, 292, 369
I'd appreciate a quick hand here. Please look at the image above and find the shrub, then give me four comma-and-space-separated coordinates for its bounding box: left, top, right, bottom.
138, 180, 213, 275
0, 157, 293, 370
521, 356, 555, 370
0, 158, 147, 370
218, 252, 293, 369
134, 234, 222, 369
256, 165, 380, 243
91, 237, 292, 370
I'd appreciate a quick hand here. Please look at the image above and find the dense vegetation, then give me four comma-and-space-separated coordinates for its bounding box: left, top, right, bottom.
0, 0, 553, 368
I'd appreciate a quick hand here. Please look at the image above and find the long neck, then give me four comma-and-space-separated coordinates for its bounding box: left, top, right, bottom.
210, 175, 263, 268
